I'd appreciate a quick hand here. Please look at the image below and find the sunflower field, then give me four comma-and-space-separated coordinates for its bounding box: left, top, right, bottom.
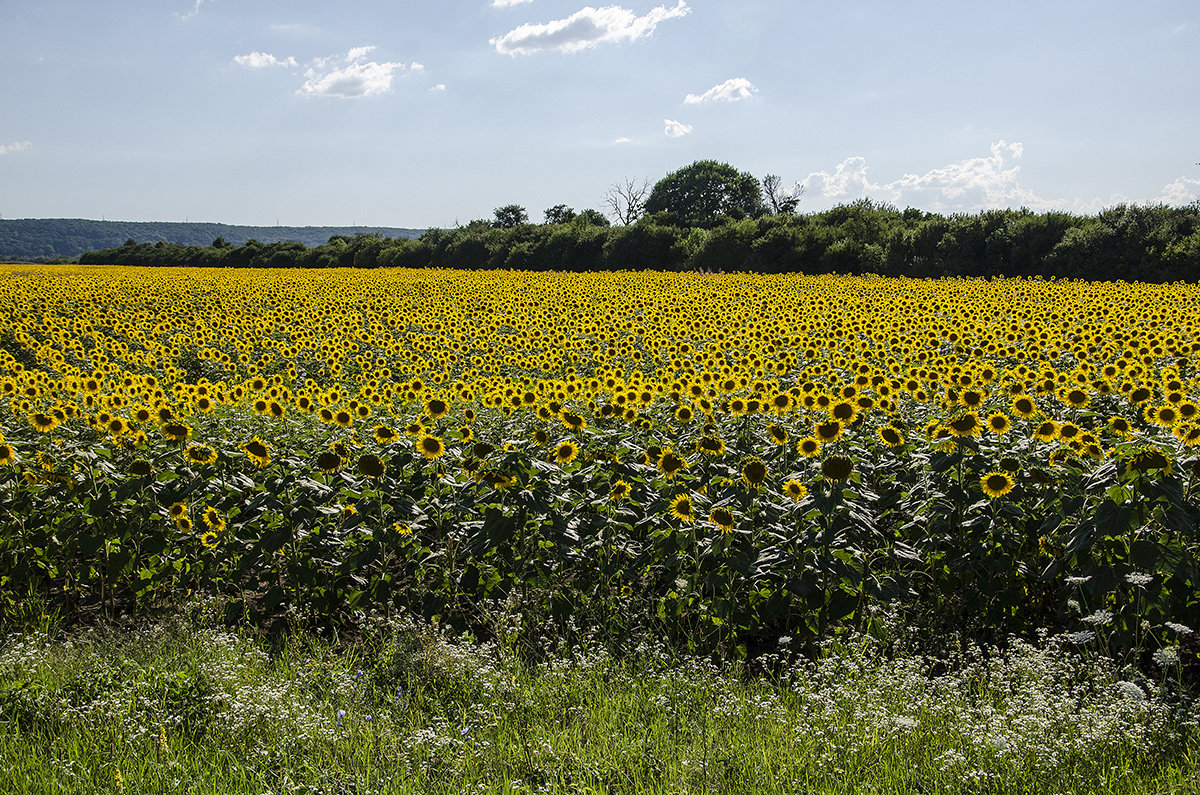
0, 263, 1198, 668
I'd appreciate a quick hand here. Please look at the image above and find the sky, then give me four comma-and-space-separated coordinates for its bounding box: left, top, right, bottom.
1, 0, 1198, 228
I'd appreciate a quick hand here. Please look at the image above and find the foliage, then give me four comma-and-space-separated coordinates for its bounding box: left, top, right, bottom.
644, 160, 767, 228
2, 612, 1195, 793
493, 205, 530, 229
65, 202, 1200, 282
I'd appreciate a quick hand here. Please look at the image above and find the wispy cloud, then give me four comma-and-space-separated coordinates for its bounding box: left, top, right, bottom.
175, 0, 204, 20
0, 141, 31, 156
429, 83, 446, 92
299, 47, 407, 98
684, 77, 757, 104
615, 136, 633, 144
233, 51, 298, 69
664, 119, 692, 138
491, 0, 534, 6
492, 1, 690, 55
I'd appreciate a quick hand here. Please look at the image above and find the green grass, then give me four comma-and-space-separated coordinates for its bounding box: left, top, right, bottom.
0, 605, 1197, 794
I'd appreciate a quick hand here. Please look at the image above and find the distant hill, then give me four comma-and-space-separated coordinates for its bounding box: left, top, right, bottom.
0, 218, 426, 261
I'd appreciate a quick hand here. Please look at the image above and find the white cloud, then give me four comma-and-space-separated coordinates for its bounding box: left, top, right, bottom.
233, 51, 298, 69
1152, 176, 1200, 206
0, 141, 31, 156
615, 136, 633, 144
684, 77, 757, 104
299, 47, 406, 98
429, 83, 446, 92
801, 141, 1053, 211
491, 1, 690, 55
664, 119, 692, 138
176, 0, 204, 20
492, 0, 534, 6
410, 62, 426, 72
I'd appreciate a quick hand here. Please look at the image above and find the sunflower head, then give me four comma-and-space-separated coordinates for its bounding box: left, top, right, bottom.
821, 455, 854, 482
417, 434, 445, 460
797, 436, 822, 458
709, 506, 735, 533
554, 440, 579, 465
980, 471, 1015, 499
740, 457, 768, 487
782, 479, 808, 502
657, 449, 687, 478
669, 492, 695, 522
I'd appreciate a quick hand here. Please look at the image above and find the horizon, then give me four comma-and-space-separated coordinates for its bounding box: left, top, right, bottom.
2, 1, 1197, 228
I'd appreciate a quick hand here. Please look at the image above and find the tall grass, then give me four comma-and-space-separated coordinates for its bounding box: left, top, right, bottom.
1, 604, 1196, 794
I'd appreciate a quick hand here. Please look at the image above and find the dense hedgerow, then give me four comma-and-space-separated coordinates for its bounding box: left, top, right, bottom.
0, 265, 1197, 677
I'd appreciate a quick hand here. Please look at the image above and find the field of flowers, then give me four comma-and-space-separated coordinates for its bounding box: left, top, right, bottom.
0, 264, 1197, 668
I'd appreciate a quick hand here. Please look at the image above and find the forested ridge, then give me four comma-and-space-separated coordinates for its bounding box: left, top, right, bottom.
0, 218, 423, 261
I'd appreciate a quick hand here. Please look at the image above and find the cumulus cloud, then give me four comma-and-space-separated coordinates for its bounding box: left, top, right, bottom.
1152, 176, 1200, 206
300, 46, 407, 98
491, 1, 690, 55
800, 141, 1050, 211
233, 51, 298, 68
684, 77, 757, 104
664, 119, 692, 138
0, 141, 31, 156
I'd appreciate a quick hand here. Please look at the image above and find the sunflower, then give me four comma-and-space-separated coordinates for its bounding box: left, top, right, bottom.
1124, 448, 1171, 476
200, 530, 219, 548
877, 426, 904, 448
333, 409, 354, 428
829, 401, 857, 423
1146, 404, 1180, 428
782, 479, 808, 502
319, 407, 336, 424
168, 501, 188, 520
269, 401, 286, 419
29, 412, 58, 433
531, 428, 550, 446
176, 516, 194, 532
202, 506, 226, 532
1032, 420, 1059, 442
162, 422, 192, 444
316, 450, 343, 473
185, 444, 217, 465
796, 436, 822, 458
696, 436, 725, 456
767, 424, 789, 446
669, 492, 695, 522
609, 479, 630, 501
986, 412, 1012, 435
658, 449, 688, 479
1060, 387, 1090, 410
814, 420, 843, 443
374, 425, 399, 445
674, 405, 695, 423
0, 444, 15, 466
1010, 395, 1037, 418
770, 392, 793, 413
709, 506, 735, 533
1173, 423, 1200, 447
1057, 422, 1082, 442
821, 455, 853, 481
358, 453, 386, 478
240, 436, 271, 467
561, 411, 586, 431
554, 440, 580, 465
425, 398, 450, 419
129, 459, 153, 477
946, 412, 981, 438
741, 457, 768, 487
252, 398, 270, 416
417, 434, 445, 460
980, 471, 1015, 499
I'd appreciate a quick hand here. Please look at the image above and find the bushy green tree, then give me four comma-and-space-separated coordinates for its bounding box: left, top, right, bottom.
644, 160, 766, 227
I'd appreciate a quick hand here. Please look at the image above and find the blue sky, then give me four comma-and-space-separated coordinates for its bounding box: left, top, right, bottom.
1, 0, 1197, 228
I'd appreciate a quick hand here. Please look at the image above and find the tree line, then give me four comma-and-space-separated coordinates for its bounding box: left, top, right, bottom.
75, 160, 1200, 282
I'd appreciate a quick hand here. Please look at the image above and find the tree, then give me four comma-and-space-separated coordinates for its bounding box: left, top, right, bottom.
644, 160, 766, 227
574, 208, 611, 227
543, 204, 577, 225
603, 178, 651, 225
761, 174, 803, 215
493, 205, 529, 229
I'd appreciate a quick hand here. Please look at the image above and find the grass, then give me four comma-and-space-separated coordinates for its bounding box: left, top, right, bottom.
0, 603, 1196, 794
